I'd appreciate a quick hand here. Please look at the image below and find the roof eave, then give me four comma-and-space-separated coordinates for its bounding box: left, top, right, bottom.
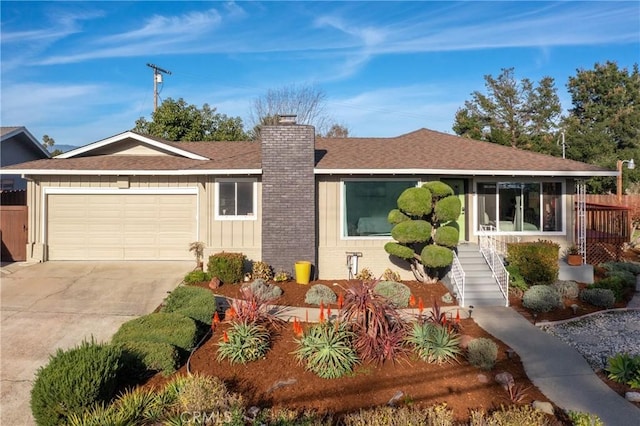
314, 168, 616, 177
12, 169, 262, 176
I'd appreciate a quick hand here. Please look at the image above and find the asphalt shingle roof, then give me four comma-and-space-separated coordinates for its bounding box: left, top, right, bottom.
3, 128, 610, 175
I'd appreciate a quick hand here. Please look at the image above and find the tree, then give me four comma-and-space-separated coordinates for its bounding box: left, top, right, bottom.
41, 135, 63, 156
562, 61, 640, 193
249, 84, 335, 139
322, 123, 350, 138
384, 181, 461, 284
453, 68, 562, 154
133, 98, 247, 141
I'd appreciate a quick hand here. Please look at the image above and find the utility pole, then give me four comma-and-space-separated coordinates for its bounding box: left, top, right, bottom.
146, 63, 172, 112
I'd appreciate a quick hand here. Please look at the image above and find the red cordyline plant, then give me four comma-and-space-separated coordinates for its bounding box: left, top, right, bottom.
227, 286, 285, 330
339, 280, 408, 364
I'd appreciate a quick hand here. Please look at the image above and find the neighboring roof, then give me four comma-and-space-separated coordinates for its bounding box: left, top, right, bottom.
3, 128, 615, 177
0, 126, 50, 158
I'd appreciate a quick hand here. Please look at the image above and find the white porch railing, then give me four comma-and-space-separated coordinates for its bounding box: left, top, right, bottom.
450, 251, 466, 307
478, 225, 510, 307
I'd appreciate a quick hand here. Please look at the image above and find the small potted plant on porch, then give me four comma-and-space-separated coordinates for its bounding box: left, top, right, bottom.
564, 244, 582, 266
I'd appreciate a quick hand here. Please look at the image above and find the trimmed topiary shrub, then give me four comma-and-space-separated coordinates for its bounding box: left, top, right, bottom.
304, 284, 337, 305
118, 339, 179, 376
207, 251, 246, 284
242, 278, 282, 301
507, 240, 560, 286
385, 181, 461, 284
552, 280, 580, 299
183, 269, 211, 285
580, 288, 615, 308
374, 280, 411, 307
161, 286, 216, 329
466, 337, 498, 370
522, 285, 563, 312
30, 339, 122, 426
112, 312, 198, 353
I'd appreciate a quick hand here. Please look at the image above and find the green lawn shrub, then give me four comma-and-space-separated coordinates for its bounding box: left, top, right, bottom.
506, 240, 559, 286
580, 288, 615, 308
374, 280, 411, 307
522, 285, 563, 312
552, 280, 579, 299
506, 264, 528, 293
304, 284, 337, 305
183, 269, 211, 285
466, 337, 498, 370
112, 312, 198, 353
118, 340, 179, 377
30, 339, 122, 426
161, 285, 216, 329
207, 251, 246, 284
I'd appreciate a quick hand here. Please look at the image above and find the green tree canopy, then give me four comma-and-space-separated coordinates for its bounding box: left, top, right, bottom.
562, 61, 640, 193
453, 68, 562, 155
133, 98, 247, 142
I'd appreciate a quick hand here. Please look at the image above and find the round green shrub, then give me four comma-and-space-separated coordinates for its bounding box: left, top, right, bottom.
601, 261, 640, 276
522, 285, 563, 312
207, 252, 246, 284
397, 187, 432, 217
384, 242, 416, 260
118, 339, 179, 377
466, 337, 498, 370
112, 312, 198, 352
161, 286, 216, 327
374, 281, 411, 307
183, 269, 211, 285
552, 280, 579, 299
30, 339, 122, 426
391, 220, 432, 244
434, 195, 462, 223
422, 181, 454, 198
388, 208, 410, 225
591, 276, 628, 302
433, 225, 459, 248
421, 244, 453, 268
304, 284, 337, 305
580, 288, 615, 308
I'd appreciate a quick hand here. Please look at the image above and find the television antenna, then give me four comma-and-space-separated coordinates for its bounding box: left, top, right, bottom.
146, 63, 172, 112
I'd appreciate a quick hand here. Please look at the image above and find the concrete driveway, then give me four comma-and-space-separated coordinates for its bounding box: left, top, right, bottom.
0, 261, 193, 426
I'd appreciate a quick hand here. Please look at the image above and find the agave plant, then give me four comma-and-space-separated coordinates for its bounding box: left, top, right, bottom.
294, 321, 359, 379
606, 353, 640, 385
217, 322, 270, 364
406, 322, 461, 364
340, 280, 408, 364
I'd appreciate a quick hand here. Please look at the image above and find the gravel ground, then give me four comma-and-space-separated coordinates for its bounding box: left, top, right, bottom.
540, 310, 640, 371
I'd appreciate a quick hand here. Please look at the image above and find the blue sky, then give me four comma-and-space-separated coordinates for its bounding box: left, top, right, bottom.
1, 1, 638, 147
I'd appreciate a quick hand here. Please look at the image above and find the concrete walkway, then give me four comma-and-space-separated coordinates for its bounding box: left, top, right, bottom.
473, 305, 640, 426
1, 261, 192, 426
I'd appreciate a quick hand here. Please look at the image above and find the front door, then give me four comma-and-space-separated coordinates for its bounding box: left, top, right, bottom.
441, 178, 466, 241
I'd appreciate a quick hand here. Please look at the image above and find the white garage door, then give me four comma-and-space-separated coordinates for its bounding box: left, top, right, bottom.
47, 193, 197, 260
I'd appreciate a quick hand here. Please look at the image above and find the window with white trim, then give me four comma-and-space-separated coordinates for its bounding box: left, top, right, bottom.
215, 179, 256, 220
343, 179, 419, 237
476, 181, 562, 232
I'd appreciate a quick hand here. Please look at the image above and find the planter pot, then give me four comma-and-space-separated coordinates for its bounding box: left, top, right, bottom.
295, 261, 312, 285
567, 254, 582, 266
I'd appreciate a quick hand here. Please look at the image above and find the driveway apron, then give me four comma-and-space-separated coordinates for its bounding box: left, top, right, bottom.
0, 261, 192, 426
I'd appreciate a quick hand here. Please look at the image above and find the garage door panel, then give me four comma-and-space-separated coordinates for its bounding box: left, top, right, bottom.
48, 193, 197, 260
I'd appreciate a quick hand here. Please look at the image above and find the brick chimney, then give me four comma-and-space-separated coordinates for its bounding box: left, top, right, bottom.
261, 116, 317, 276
